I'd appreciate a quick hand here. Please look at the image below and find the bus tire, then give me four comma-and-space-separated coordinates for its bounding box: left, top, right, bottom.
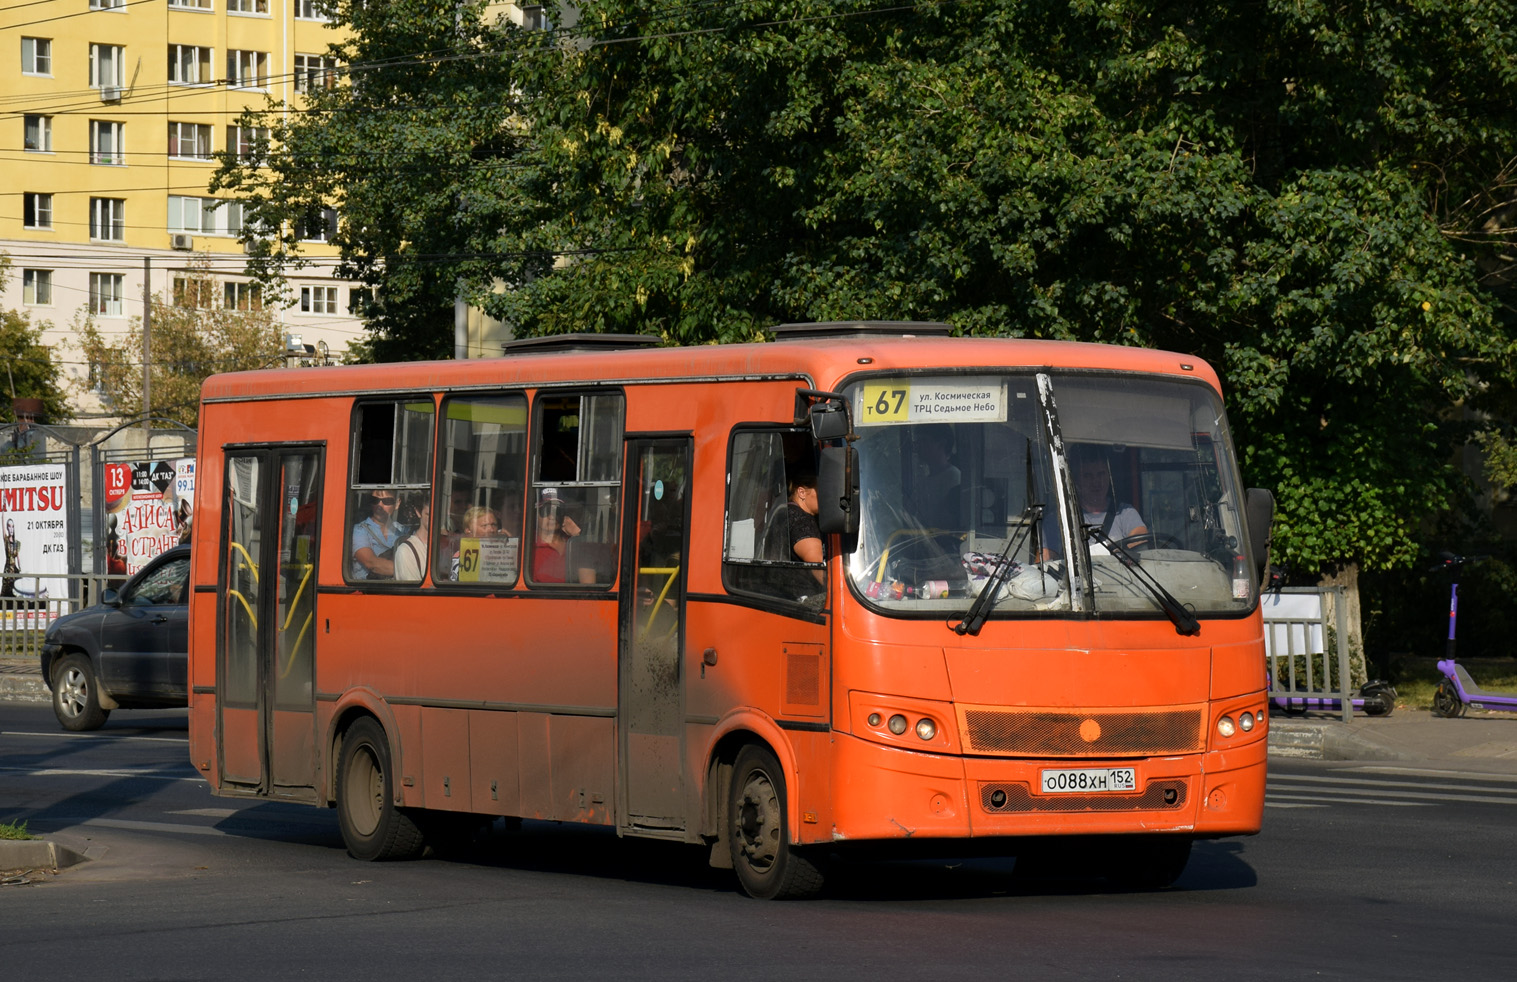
728, 744, 825, 900
52, 653, 110, 732
337, 717, 425, 861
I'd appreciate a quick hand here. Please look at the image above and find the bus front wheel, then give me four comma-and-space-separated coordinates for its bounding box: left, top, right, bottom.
728, 745, 825, 900
337, 717, 425, 861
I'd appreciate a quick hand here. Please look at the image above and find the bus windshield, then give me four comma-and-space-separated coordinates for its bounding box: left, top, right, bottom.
844, 371, 1254, 621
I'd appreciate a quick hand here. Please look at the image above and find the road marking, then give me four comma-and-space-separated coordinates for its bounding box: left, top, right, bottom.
1264, 792, 1433, 807
1269, 773, 1517, 796
1267, 782, 1517, 806
1344, 765, 1517, 784
51, 817, 231, 837
1264, 802, 1327, 809
1, 730, 186, 744
0, 764, 201, 784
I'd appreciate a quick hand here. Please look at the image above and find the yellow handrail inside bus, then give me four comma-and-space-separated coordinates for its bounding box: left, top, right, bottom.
228, 541, 259, 584
280, 563, 313, 632
637, 565, 680, 643
227, 589, 256, 629
280, 612, 314, 680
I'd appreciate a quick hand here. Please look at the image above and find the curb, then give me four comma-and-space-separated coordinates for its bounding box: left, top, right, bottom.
0, 674, 49, 705
1266, 719, 1422, 762
0, 838, 96, 875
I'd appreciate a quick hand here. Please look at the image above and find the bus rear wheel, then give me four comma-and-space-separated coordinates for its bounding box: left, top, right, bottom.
337, 717, 425, 861
728, 745, 825, 900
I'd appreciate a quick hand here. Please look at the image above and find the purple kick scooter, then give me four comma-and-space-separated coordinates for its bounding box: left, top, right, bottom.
1431, 553, 1517, 718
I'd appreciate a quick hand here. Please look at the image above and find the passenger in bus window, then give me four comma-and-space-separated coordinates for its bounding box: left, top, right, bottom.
393, 496, 430, 583
449, 505, 501, 579
498, 485, 525, 540
786, 471, 827, 587
532, 489, 596, 584
351, 490, 408, 580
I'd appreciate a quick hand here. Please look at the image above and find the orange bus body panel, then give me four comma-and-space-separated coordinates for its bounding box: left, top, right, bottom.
187, 335, 1265, 861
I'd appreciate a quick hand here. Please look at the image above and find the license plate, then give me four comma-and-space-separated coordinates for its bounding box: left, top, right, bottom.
1039, 767, 1137, 794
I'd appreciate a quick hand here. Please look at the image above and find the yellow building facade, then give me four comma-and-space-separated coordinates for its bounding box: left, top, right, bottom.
2, 0, 366, 420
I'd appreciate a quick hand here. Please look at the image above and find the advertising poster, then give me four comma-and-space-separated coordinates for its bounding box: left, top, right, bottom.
0, 462, 70, 629
103, 458, 196, 577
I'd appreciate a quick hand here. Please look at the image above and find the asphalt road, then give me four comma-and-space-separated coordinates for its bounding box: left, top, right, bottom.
2, 702, 1514, 980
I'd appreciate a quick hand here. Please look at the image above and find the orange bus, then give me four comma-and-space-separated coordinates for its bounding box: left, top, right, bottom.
186, 322, 1273, 898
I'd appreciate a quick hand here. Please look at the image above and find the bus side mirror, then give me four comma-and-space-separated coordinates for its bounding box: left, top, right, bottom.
1245, 487, 1274, 579
816, 445, 859, 535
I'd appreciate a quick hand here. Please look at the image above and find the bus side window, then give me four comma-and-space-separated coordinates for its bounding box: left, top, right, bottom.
347, 399, 434, 584
528, 392, 623, 588
722, 427, 822, 605
437, 394, 528, 586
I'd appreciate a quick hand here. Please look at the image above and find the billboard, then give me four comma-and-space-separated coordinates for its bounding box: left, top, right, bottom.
103, 458, 196, 576
1, 462, 70, 628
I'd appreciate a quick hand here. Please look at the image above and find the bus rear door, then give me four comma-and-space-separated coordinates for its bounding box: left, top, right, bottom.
218, 446, 322, 801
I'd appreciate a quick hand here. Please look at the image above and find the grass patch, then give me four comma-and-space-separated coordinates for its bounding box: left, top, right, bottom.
0, 820, 31, 841
1387, 656, 1517, 710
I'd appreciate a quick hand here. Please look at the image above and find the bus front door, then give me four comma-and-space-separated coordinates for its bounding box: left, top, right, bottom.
618, 437, 691, 833
218, 447, 322, 801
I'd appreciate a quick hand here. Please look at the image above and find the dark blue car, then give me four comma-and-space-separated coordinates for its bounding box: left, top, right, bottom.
40, 545, 190, 731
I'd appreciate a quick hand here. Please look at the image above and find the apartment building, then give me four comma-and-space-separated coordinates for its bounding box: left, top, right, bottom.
2, 0, 369, 420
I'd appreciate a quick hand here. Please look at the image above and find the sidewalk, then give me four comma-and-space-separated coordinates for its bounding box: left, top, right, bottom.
4, 655, 1516, 771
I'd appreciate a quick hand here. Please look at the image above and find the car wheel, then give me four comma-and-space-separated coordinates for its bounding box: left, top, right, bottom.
728, 744, 826, 900
52, 653, 110, 732
337, 717, 425, 861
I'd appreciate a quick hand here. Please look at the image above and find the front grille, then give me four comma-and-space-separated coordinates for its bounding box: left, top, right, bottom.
979, 780, 1189, 813
962, 707, 1205, 757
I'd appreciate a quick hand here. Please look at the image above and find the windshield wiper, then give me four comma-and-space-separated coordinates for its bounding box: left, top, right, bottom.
1085, 526, 1200, 636
952, 504, 1042, 637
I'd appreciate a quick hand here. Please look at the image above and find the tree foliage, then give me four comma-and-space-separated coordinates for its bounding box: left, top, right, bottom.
0, 256, 71, 425
215, 0, 1517, 576
73, 267, 285, 428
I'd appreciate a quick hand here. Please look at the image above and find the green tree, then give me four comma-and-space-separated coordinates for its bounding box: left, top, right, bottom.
219, 0, 1517, 583
0, 256, 71, 425
73, 267, 285, 428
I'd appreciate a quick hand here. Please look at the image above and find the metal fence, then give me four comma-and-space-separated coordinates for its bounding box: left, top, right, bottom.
1262, 586, 1353, 723
0, 573, 128, 662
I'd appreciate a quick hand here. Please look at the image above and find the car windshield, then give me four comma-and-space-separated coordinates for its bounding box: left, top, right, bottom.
842, 372, 1254, 623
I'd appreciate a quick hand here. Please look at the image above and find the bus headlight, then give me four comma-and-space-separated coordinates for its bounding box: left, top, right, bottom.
888, 714, 908, 735
1239, 711, 1255, 733
1217, 715, 1236, 738
915, 718, 937, 741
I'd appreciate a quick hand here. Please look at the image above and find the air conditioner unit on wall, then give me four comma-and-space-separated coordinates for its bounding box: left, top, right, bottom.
100, 86, 122, 103
169, 233, 194, 251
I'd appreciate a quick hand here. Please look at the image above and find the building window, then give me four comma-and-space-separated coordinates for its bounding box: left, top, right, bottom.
168, 196, 241, 235
224, 282, 262, 310
24, 115, 51, 152
173, 276, 217, 308
90, 273, 125, 316
23, 270, 53, 306
228, 0, 270, 11
297, 207, 338, 242
90, 197, 126, 241
300, 286, 338, 314
168, 121, 212, 159
169, 45, 213, 85
89, 0, 126, 8
293, 54, 339, 94
90, 120, 125, 165
23, 193, 53, 229
227, 124, 268, 162
296, 0, 331, 21
167, 0, 212, 8
90, 44, 125, 88
22, 37, 52, 75
229, 50, 269, 88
